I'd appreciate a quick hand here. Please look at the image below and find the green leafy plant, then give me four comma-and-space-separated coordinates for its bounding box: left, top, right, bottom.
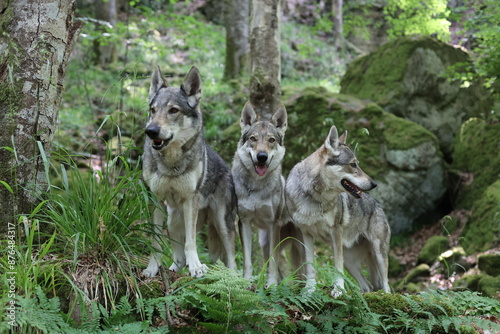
174, 262, 274, 333
384, 0, 451, 42
36, 131, 164, 314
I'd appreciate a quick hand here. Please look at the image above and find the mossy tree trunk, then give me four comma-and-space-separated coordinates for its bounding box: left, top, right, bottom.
0, 0, 82, 235
249, 0, 281, 120
223, 0, 250, 80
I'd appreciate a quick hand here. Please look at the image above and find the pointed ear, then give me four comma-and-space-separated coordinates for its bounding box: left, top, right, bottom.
149, 66, 167, 101
338, 130, 348, 145
324, 126, 341, 156
271, 105, 288, 133
181, 66, 202, 108
240, 102, 257, 130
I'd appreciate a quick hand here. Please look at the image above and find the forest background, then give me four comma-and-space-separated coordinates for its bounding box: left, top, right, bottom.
1, 0, 500, 332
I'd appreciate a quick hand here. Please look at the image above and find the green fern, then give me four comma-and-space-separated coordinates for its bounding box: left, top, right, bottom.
11, 286, 77, 333
174, 262, 282, 333
365, 289, 500, 333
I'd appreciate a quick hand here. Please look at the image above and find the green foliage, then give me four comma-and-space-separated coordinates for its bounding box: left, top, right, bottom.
384, 0, 451, 42
365, 289, 500, 333
0, 286, 171, 333
463, 0, 500, 99
0, 216, 59, 298
6, 286, 77, 334
33, 130, 166, 314
174, 262, 275, 333
452, 118, 500, 196
40, 146, 153, 260
280, 21, 344, 91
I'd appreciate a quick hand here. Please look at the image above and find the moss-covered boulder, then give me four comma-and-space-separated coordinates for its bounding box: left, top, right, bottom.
477, 275, 500, 298
417, 235, 450, 265
397, 263, 431, 291
451, 118, 500, 209
454, 273, 484, 291
478, 254, 500, 277
340, 35, 491, 158
451, 118, 500, 254
460, 181, 500, 254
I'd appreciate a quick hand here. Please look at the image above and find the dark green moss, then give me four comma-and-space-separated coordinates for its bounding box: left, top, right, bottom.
455, 274, 484, 291
364, 291, 456, 318
477, 275, 500, 298
139, 280, 165, 299
281, 87, 436, 180
217, 121, 240, 165
461, 180, 500, 254
340, 35, 471, 106
418, 235, 450, 265
397, 264, 431, 290
478, 254, 500, 277
452, 118, 500, 209
388, 255, 405, 278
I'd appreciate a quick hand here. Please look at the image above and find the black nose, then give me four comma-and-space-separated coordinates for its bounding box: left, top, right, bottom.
145, 125, 160, 139
371, 180, 378, 189
257, 152, 268, 163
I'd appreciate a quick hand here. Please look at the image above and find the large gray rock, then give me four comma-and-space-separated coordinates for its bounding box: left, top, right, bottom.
372, 141, 447, 233
340, 35, 491, 159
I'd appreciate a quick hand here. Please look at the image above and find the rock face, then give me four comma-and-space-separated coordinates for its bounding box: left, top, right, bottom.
340, 35, 491, 159
452, 118, 500, 254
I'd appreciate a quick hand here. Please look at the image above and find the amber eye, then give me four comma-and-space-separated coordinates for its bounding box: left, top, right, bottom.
269, 138, 276, 143
250, 136, 257, 142
150, 107, 156, 114
350, 162, 357, 168
169, 107, 179, 114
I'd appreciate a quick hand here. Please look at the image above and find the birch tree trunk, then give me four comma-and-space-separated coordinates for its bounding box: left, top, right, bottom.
224, 0, 250, 80
0, 0, 82, 235
249, 0, 281, 120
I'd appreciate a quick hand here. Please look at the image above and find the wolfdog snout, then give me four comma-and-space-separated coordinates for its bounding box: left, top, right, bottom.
145, 125, 160, 139
256, 151, 268, 163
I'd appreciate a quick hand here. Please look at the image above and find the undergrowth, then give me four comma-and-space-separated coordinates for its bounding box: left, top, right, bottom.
3, 262, 499, 333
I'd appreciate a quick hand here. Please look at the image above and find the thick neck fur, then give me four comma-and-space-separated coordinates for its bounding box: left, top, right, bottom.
145, 131, 204, 176
295, 145, 343, 207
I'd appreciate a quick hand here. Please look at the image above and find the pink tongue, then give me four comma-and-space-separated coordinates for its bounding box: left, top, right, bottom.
255, 165, 267, 176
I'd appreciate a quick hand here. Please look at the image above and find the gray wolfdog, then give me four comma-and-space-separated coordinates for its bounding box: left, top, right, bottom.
231, 102, 287, 285
285, 125, 391, 296
142, 66, 237, 278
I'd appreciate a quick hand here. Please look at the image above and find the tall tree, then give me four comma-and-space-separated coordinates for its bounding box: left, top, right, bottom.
249, 0, 281, 120
93, 0, 118, 66
332, 0, 343, 47
224, 0, 250, 80
0, 0, 82, 235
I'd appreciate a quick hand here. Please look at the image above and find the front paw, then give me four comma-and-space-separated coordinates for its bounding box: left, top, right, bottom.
330, 279, 345, 298
142, 266, 159, 278
303, 278, 317, 295
189, 263, 208, 278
